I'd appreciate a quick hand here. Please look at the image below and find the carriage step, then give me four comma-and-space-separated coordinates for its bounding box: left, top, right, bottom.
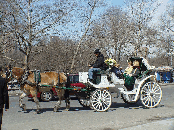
118, 88, 137, 94
118, 88, 125, 93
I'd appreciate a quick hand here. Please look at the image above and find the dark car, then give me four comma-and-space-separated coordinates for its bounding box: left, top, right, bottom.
68, 74, 86, 88
28, 74, 87, 101
28, 86, 58, 102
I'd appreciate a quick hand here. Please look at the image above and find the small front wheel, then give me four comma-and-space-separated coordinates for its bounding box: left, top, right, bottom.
78, 98, 91, 108
140, 82, 162, 108
91, 89, 112, 112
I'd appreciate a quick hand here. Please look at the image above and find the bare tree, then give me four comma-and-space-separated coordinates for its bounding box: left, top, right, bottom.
70, 0, 106, 72
124, 0, 161, 56
1, 0, 77, 68
160, 1, 174, 33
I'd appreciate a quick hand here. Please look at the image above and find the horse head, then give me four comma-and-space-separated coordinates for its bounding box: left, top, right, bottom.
11, 67, 25, 81
1, 66, 13, 82
3, 67, 25, 82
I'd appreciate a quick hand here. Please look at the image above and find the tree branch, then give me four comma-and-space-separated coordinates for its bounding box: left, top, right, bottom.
70, 0, 97, 71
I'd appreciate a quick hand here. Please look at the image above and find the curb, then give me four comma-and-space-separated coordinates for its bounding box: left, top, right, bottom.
121, 118, 174, 130
159, 83, 174, 86
8, 89, 22, 96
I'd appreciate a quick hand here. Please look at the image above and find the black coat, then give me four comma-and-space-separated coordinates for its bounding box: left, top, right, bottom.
0, 77, 9, 109
110, 66, 122, 78
93, 54, 104, 68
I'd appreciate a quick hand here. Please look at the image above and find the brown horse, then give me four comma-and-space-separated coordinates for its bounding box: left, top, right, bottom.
4, 67, 69, 114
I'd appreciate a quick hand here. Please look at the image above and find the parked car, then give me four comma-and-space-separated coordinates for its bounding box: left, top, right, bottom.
28, 74, 87, 101
28, 86, 58, 102
68, 74, 86, 88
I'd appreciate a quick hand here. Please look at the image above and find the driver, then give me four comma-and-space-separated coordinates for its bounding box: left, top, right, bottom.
88, 49, 105, 82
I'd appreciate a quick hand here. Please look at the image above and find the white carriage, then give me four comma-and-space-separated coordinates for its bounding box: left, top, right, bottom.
78, 57, 162, 112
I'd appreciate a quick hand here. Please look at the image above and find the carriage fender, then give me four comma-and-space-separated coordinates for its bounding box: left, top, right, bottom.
137, 75, 156, 90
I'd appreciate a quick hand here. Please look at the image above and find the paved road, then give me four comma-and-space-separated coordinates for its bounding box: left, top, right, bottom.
2, 84, 174, 130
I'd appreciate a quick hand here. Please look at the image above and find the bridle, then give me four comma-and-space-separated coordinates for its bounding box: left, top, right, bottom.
4, 67, 14, 82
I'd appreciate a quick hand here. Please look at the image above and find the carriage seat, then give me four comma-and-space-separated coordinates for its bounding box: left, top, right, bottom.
92, 69, 106, 84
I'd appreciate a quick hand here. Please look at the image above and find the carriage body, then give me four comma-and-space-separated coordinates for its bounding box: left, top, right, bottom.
78, 57, 162, 112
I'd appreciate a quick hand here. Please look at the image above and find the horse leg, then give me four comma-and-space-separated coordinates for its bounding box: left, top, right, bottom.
64, 89, 70, 111
54, 100, 61, 112
33, 95, 41, 114
54, 89, 62, 112
19, 92, 27, 111
30, 88, 41, 114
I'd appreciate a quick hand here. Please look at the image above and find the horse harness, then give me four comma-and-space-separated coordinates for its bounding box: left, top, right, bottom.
21, 70, 41, 87
6, 68, 66, 89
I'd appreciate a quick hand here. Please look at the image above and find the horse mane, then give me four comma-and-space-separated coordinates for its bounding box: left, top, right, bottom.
12, 67, 25, 77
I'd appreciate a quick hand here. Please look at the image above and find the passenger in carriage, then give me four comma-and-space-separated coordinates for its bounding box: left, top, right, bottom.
88, 49, 105, 82
110, 63, 123, 79
131, 60, 141, 78
123, 60, 140, 91
124, 59, 133, 75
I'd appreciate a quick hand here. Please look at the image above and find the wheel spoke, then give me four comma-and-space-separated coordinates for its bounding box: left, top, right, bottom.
100, 90, 101, 98
102, 101, 107, 109
152, 83, 156, 91
91, 89, 111, 111
142, 96, 148, 101
152, 95, 158, 101
144, 96, 149, 104
153, 84, 158, 92
143, 87, 149, 93
151, 97, 153, 107
147, 98, 150, 106
103, 92, 109, 98
154, 88, 160, 93
141, 82, 162, 108
154, 93, 161, 95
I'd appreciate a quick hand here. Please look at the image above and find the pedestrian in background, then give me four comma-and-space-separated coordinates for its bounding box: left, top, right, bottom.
0, 66, 9, 130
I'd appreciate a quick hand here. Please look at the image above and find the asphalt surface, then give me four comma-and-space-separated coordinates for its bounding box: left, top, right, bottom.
1, 83, 174, 130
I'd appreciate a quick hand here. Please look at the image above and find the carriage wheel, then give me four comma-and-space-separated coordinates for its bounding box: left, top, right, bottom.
140, 82, 162, 108
91, 89, 112, 112
78, 98, 91, 108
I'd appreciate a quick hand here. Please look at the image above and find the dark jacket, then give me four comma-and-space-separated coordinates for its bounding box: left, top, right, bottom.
110, 66, 122, 78
0, 77, 9, 109
93, 54, 104, 69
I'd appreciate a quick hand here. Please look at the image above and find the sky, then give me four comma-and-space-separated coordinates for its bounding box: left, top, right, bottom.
107, 0, 172, 21
50, 0, 172, 39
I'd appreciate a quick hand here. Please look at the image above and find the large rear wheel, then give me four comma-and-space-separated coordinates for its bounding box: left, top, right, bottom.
91, 89, 112, 112
140, 82, 162, 108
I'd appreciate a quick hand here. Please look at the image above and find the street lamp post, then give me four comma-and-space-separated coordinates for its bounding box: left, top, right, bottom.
167, 50, 174, 67
167, 51, 174, 82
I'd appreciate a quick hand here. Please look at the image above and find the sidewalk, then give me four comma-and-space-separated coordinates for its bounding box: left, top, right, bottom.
8, 88, 22, 96
121, 118, 174, 130
159, 82, 174, 86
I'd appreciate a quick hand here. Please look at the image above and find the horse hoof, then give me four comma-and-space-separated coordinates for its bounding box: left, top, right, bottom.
67, 104, 70, 109
21, 104, 26, 111
36, 109, 41, 114
65, 109, 69, 111
53, 107, 58, 112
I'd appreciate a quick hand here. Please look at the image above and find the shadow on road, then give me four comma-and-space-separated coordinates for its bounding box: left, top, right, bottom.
20, 106, 92, 114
